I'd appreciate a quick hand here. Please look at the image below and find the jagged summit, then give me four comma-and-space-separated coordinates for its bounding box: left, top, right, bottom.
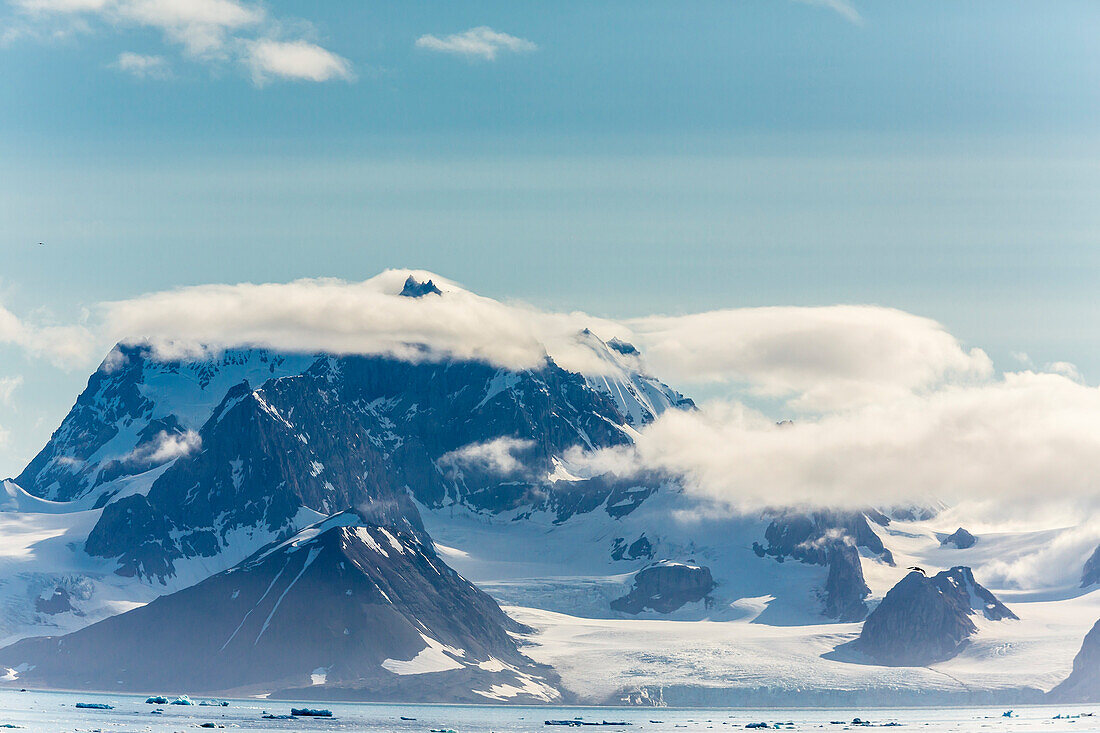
0, 511, 560, 701
941, 527, 977, 549
856, 566, 1015, 666
399, 275, 443, 297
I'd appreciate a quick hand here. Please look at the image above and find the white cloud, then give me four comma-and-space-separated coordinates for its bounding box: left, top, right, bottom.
792, 0, 863, 25
563, 370, 1100, 516
9, 0, 350, 84
111, 50, 169, 77
139, 429, 200, 463
96, 271, 993, 416
244, 38, 352, 84
0, 376, 22, 404
415, 26, 536, 61
0, 303, 96, 368
626, 306, 992, 410
438, 438, 534, 477
97, 270, 626, 377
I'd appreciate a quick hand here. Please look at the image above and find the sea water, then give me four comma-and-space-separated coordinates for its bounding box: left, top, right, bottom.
0, 689, 1095, 732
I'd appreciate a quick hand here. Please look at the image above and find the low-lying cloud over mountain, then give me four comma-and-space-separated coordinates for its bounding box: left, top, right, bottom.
3, 269, 1099, 527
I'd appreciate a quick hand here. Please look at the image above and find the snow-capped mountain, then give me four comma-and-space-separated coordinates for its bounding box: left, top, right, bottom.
0, 510, 560, 702
1, 274, 1098, 705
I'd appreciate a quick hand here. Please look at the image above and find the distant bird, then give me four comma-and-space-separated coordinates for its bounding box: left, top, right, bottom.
907, 566, 926, 575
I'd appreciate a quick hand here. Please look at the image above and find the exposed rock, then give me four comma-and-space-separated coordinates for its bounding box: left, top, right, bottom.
934, 566, 1017, 621
1049, 618, 1100, 702
1, 511, 561, 702
610, 561, 715, 614
823, 542, 870, 622
398, 276, 443, 298
753, 510, 889, 620
941, 528, 977, 549
611, 535, 654, 562
856, 566, 1015, 666
754, 510, 895, 566
1081, 545, 1100, 588
33, 588, 74, 616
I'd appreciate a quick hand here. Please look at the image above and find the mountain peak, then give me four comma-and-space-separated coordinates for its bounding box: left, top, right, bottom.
399, 276, 443, 298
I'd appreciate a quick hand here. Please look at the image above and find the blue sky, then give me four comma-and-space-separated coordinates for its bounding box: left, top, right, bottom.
2, 0, 1100, 475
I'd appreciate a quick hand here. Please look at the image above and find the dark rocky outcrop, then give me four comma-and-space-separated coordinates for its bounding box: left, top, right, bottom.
856, 566, 1015, 666
2, 512, 561, 702
934, 566, 1017, 621
1082, 545, 1100, 588
823, 543, 871, 622
33, 588, 75, 615
610, 561, 715, 615
754, 510, 895, 566
1049, 618, 1100, 702
753, 510, 889, 621
611, 535, 654, 561
941, 528, 977, 549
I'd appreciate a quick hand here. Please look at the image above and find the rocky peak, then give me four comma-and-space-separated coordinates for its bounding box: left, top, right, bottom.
399, 275, 443, 297
941, 527, 977, 549
856, 566, 1014, 666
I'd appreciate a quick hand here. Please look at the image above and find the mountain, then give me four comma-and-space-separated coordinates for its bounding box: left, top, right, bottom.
15, 347, 315, 506
0, 511, 561, 703
1, 273, 1096, 706
855, 567, 1016, 666
33, 324, 688, 585
941, 528, 977, 549
1049, 618, 1100, 702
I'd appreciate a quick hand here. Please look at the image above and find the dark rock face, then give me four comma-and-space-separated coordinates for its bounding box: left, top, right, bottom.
16, 346, 311, 503
934, 566, 1017, 622
857, 566, 1015, 666
610, 561, 715, 615
823, 543, 871, 622
753, 510, 890, 620
754, 510, 895, 567
611, 535, 654, 561
941, 528, 977, 549
399, 276, 443, 298
1049, 618, 1100, 702
1081, 545, 1100, 588
1, 512, 561, 702
79, 345, 688, 582
34, 588, 75, 615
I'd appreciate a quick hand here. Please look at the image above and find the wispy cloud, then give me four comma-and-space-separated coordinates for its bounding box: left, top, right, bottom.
0, 303, 95, 368
0, 376, 22, 405
110, 50, 170, 78
415, 26, 536, 61
793, 0, 863, 25
7, 0, 351, 84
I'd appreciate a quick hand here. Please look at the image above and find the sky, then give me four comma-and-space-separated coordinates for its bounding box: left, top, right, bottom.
1, 0, 1100, 481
